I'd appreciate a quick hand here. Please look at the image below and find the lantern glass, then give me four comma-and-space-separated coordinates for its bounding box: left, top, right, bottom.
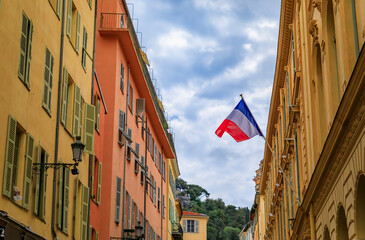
135, 222, 144, 238
71, 136, 85, 162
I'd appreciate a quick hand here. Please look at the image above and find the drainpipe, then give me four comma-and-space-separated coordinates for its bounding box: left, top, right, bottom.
51, 0, 67, 238
143, 117, 148, 240
309, 203, 316, 240
87, 0, 98, 239
121, 66, 130, 238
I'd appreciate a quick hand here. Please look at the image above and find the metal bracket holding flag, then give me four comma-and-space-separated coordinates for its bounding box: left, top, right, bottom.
215, 94, 302, 206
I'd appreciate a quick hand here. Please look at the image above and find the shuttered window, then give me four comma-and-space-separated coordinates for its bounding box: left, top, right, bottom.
48, 0, 61, 17
84, 103, 95, 154
22, 133, 34, 209
34, 143, 48, 220
42, 48, 54, 114
57, 165, 70, 233
127, 128, 132, 161
157, 187, 160, 212
80, 185, 89, 240
134, 143, 140, 174
66, 0, 72, 38
118, 110, 125, 146
120, 63, 124, 92
61, 67, 69, 126
97, 162, 102, 205
18, 13, 33, 87
131, 199, 135, 228
115, 177, 121, 223
140, 156, 145, 184
127, 194, 131, 228
162, 195, 165, 217
75, 12, 81, 53
81, 27, 87, 68
95, 96, 100, 131
72, 84, 81, 136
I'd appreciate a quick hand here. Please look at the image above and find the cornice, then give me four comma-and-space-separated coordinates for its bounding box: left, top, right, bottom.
292, 44, 365, 235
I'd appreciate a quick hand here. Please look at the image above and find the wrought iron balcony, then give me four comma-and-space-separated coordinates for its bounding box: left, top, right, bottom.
172, 222, 183, 240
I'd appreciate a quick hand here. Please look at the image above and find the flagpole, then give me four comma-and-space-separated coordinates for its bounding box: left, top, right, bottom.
239, 94, 301, 206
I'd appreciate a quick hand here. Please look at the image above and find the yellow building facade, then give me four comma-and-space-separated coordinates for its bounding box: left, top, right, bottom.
181, 211, 209, 240
167, 158, 183, 240
258, 0, 364, 239
0, 0, 95, 239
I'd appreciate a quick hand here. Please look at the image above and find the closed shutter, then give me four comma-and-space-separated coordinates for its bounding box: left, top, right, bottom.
82, 28, 87, 68
72, 84, 81, 136
41, 152, 48, 220
131, 88, 134, 113
79, 97, 84, 139
2, 115, 16, 198
127, 78, 130, 106
23, 133, 34, 209
73, 179, 79, 239
88, 0, 92, 8
34, 143, 41, 215
61, 67, 68, 125
95, 231, 99, 240
182, 220, 187, 232
119, 110, 125, 131
18, 14, 28, 81
162, 195, 165, 217
131, 199, 134, 228
80, 185, 89, 240
63, 167, 70, 233
24, 21, 33, 87
95, 97, 100, 131
97, 162, 102, 204
84, 103, 95, 154
115, 177, 121, 223
57, 165, 64, 229
43, 48, 53, 112
56, 0, 61, 16
153, 181, 156, 205
75, 11, 81, 53
194, 220, 199, 233
135, 205, 138, 226
120, 63, 124, 91
123, 189, 127, 226
66, 0, 72, 38
90, 156, 94, 198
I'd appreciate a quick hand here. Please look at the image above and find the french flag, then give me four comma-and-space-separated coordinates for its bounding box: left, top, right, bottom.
215, 99, 263, 142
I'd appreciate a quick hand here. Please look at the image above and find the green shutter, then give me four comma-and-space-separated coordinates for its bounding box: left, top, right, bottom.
131, 88, 134, 113
95, 97, 100, 131
73, 179, 79, 239
182, 220, 187, 232
58, 166, 64, 229
66, 0, 72, 38
84, 103, 95, 154
61, 67, 68, 125
97, 162, 102, 204
18, 14, 28, 81
3, 115, 17, 198
115, 177, 121, 223
63, 167, 70, 233
73, 84, 81, 136
79, 97, 84, 139
91, 156, 95, 198
23, 133, 34, 209
195, 220, 199, 233
41, 152, 48, 220
56, 0, 61, 16
82, 28, 87, 68
81, 185, 89, 240
34, 143, 41, 215
43, 48, 53, 112
75, 11, 81, 53
89, 225, 92, 240
95, 231, 99, 240
24, 21, 33, 87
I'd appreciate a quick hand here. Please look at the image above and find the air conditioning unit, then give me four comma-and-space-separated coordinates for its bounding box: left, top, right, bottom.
136, 98, 145, 117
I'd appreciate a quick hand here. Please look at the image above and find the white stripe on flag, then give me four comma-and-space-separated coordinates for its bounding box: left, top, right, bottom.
226, 109, 260, 138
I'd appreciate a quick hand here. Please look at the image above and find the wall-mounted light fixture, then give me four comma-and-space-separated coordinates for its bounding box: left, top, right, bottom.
33, 136, 85, 175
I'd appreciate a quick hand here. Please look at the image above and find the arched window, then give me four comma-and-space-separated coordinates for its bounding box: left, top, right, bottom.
356, 174, 365, 239
337, 205, 349, 240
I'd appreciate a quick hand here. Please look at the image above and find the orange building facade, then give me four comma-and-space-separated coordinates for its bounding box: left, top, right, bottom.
92, 0, 177, 240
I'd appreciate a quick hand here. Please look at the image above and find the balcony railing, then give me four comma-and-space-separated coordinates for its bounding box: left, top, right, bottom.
100, 13, 127, 29
172, 222, 183, 240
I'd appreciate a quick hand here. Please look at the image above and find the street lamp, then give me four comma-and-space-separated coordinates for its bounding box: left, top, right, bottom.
121, 222, 144, 240
33, 136, 85, 175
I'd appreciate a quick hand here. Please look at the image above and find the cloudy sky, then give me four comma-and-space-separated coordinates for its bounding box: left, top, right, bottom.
126, 0, 281, 208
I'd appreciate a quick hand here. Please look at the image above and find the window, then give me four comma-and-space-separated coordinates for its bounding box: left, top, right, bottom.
169, 199, 174, 223
157, 187, 160, 212
134, 143, 140, 174
48, 0, 61, 17
84, 103, 95, 154
126, 128, 132, 161
34, 143, 49, 220
115, 177, 122, 223
118, 110, 125, 146
120, 63, 124, 92
294, 130, 301, 202
57, 165, 70, 233
66, 0, 81, 52
43, 48, 54, 114
140, 156, 145, 184
94, 95, 100, 132
81, 27, 87, 68
91, 157, 102, 205
18, 12, 33, 87
80, 184, 89, 240
186, 219, 199, 233
153, 180, 156, 206
130, 87, 134, 113
162, 195, 165, 217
